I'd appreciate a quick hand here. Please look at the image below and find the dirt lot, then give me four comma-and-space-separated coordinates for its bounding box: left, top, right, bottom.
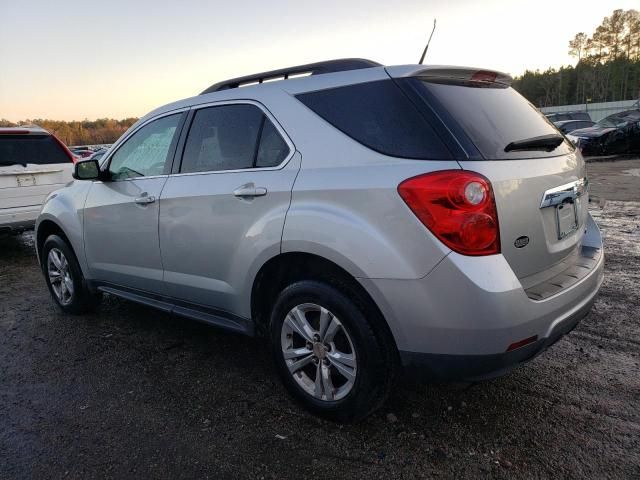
586, 158, 640, 202
1, 160, 638, 479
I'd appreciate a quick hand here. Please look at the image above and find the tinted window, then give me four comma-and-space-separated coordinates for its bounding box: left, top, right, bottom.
109, 114, 181, 180
0, 135, 71, 166
413, 79, 573, 159
296, 80, 451, 159
256, 119, 289, 167
181, 104, 289, 173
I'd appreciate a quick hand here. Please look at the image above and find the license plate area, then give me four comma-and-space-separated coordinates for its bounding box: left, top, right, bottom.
556, 200, 578, 239
16, 174, 36, 187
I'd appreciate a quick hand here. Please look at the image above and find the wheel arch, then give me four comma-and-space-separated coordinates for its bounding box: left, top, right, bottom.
35, 217, 89, 280
36, 219, 71, 264
250, 251, 399, 361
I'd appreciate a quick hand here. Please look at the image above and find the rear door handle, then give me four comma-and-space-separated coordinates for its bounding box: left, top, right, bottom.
233, 185, 267, 198
134, 194, 156, 205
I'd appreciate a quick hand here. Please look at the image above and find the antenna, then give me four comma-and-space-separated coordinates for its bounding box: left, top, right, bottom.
419, 19, 437, 64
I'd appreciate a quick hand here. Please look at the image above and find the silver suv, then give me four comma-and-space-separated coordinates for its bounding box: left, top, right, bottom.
36, 59, 604, 421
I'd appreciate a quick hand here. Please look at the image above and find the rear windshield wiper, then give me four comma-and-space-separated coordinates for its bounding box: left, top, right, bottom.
504, 134, 564, 152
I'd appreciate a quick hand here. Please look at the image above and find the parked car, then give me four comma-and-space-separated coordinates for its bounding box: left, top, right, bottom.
88, 147, 109, 162
567, 109, 640, 156
545, 111, 591, 122
71, 148, 94, 159
554, 119, 595, 134
0, 127, 75, 234
35, 59, 604, 421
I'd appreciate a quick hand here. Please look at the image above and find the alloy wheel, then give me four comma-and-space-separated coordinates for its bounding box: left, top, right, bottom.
280, 303, 357, 401
47, 248, 74, 306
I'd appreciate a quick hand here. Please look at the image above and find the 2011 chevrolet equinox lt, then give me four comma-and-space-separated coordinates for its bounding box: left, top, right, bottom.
36, 59, 604, 421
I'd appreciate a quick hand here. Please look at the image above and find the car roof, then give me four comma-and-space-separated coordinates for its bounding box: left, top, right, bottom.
0, 126, 50, 135
138, 60, 513, 127
615, 109, 640, 119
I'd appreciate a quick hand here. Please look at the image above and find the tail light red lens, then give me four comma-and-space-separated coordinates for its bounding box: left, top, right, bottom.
471, 70, 498, 83
398, 170, 500, 256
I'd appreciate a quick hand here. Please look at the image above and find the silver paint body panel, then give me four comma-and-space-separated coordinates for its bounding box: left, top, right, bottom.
36, 63, 603, 362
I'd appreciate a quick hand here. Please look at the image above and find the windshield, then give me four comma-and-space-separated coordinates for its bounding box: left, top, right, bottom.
597, 117, 624, 128
411, 79, 574, 160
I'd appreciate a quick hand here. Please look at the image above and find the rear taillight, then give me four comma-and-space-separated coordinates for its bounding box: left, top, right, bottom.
398, 170, 500, 256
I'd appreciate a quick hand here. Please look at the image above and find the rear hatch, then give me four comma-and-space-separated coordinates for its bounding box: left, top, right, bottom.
0, 131, 75, 210
390, 68, 588, 279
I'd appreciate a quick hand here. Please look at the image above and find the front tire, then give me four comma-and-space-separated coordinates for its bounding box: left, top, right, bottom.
270, 280, 394, 422
42, 234, 101, 314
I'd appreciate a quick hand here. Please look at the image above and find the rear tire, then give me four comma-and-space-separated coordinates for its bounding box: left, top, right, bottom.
270, 280, 394, 422
41, 234, 101, 314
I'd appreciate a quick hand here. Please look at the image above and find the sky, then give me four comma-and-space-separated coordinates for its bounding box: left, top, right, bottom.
0, 0, 637, 121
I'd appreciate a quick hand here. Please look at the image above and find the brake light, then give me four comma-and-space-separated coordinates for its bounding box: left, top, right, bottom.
471, 70, 498, 83
398, 170, 500, 256
0, 129, 30, 135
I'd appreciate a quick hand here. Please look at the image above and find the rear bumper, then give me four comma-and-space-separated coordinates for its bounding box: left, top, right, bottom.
400, 289, 595, 381
0, 205, 40, 233
360, 213, 604, 381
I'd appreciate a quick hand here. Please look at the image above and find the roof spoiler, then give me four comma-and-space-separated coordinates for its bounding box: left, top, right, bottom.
387, 65, 513, 87
200, 58, 381, 94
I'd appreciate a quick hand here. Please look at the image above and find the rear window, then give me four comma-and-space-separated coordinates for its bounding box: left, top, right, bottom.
296, 80, 452, 159
0, 135, 71, 166
411, 79, 574, 159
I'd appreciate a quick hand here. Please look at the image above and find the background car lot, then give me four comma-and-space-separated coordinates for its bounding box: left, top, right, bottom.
0, 159, 638, 479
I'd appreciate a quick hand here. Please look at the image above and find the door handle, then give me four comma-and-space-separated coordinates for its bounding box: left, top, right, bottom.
233, 185, 267, 198
134, 194, 156, 205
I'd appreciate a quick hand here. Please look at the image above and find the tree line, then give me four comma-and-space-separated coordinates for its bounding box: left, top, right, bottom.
513, 9, 640, 108
0, 118, 139, 146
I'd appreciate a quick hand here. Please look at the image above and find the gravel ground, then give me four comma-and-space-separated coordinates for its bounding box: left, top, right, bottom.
1, 160, 639, 479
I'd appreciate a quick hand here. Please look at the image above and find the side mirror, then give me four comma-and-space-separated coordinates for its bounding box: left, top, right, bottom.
73, 159, 101, 180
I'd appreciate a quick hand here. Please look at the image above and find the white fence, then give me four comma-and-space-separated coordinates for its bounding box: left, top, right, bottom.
540, 99, 639, 122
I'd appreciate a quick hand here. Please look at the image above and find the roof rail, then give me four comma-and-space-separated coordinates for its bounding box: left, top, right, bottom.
200, 58, 381, 94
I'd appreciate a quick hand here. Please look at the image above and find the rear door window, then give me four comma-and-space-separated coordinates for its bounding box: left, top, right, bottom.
296, 80, 452, 159
408, 79, 574, 159
256, 119, 289, 167
0, 134, 71, 166
180, 104, 290, 173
